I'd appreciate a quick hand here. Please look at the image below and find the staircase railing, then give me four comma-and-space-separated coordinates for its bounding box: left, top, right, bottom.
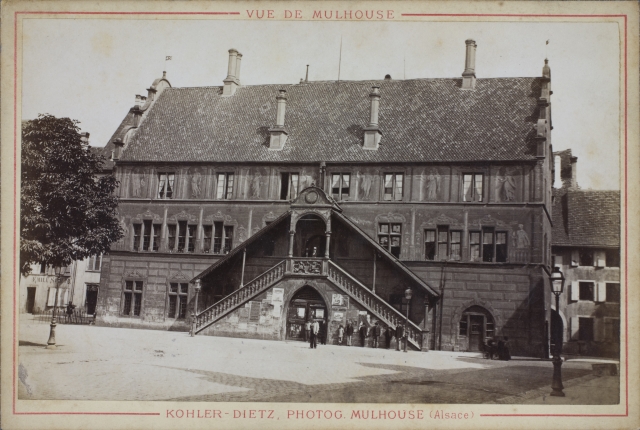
195, 260, 286, 333
327, 260, 423, 350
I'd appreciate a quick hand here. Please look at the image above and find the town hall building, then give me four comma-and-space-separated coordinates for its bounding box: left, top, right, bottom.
96, 40, 556, 356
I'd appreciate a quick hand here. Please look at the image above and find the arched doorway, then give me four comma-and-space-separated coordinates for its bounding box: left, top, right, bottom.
294, 214, 326, 257
286, 286, 328, 341
459, 305, 495, 352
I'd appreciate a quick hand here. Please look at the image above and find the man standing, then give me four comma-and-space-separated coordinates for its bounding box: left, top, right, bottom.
346, 321, 354, 346
385, 325, 392, 349
319, 319, 327, 345
359, 323, 368, 347
396, 323, 405, 351
372, 322, 380, 348
311, 319, 319, 349
304, 319, 311, 342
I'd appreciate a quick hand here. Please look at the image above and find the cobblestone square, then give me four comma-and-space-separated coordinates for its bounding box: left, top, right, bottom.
17, 316, 619, 404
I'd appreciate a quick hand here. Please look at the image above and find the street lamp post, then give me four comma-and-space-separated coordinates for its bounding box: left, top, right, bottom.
404, 287, 413, 352
549, 266, 566, 397
190, 279, 202, 337
46, 266, 64, 349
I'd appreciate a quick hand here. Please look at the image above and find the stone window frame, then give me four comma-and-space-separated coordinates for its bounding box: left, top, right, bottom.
468, 228, 509, 263
86, 254, 102, 272
329, 171, 352, 201
381, 172, 404, 201
201, 221, 234, 255
279, 171, 301, 200
121, 279, 144, 318
166, 281, 190, 320
461, 172, 485, 202
377, 222, 403, 258
425, 226, 462, 262
156, 171, 176, 200
215, 171, 235, 200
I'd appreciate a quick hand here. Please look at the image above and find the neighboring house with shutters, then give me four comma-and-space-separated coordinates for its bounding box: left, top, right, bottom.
96, 40, 558, 356
551, 150, 621, 358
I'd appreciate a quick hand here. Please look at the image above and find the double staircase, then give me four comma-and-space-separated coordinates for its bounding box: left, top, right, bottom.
194, 258, 425, 350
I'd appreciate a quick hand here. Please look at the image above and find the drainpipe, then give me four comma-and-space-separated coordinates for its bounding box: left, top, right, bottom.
438, 264, 446, 351
372, 252, 377, 294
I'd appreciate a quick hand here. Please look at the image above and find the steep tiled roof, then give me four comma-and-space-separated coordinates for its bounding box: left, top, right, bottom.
99, 111, 138, 171
119, 77, 543, 163
552, 189, 620, 247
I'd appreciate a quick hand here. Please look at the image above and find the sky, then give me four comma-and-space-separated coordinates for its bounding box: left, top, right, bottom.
21, 18, 621, 190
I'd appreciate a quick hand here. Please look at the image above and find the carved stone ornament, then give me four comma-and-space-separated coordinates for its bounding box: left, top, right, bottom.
375, 212, 407, 224
169, 210, 197, 222
292, 260, 322, 275
135, 209, 162, 221
470, 214, 507, 227
423, 213, 461, 227
169, 270, 190, 281
237, 226, 247, 243
124, 269, 144, 279
305, 190, 319, 204
205, 211, 237, 225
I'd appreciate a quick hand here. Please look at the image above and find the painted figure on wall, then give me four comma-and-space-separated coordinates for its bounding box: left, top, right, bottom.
251, 170, 262, 199
118, 216, 129, 245
496, 168, 517, 202
191, 170, 202, 198
425, 170, 441, 201
358, 171, 372, 200
515, 224, 530, 248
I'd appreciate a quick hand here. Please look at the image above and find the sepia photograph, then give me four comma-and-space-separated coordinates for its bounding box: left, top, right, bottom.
1, 1, 638, 429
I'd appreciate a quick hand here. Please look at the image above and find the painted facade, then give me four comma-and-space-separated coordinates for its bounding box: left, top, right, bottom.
96, 40, 555, 357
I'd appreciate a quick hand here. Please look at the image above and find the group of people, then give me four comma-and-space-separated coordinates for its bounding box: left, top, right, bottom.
336, 321, 408, 350
484, 336, 511, 361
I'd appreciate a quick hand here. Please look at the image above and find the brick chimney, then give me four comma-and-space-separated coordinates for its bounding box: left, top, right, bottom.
223, 49, 242, 96
570, 156, 578, 188
462, 39, 477, 90
268, 89, 288, 150
363, 86, 382, 150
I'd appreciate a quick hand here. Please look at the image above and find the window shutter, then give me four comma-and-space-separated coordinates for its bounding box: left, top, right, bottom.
570, 281, 579, 301
47, 288, 56, 306
570, 317, 580, 340
571, 250, 579, 267
594, 318, 604, 341
595, 251, 606, 267
596, 282, 607, 302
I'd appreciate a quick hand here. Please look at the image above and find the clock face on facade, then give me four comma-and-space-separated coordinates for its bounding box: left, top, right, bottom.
305, 190, 319, 204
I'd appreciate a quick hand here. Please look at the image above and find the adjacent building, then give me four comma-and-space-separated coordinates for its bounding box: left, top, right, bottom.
96, 40, 556, 356
552, 150, 620, 358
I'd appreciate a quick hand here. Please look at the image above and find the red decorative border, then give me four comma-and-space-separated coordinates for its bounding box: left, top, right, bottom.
11, 10, 629, 419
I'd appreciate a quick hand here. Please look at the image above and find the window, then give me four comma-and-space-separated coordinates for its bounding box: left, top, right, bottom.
187, 225, 196, 253
157, 172, 175, 199
606, 283, 620, 303
331, 173, 351, 200
177, 221, 187, 252
142, 220, 152, 251
280, 172, 299, 200
426, 228, 461, 261
167, 225, 176, 251
152, 224, 161, 251
122, 280, 143, 316
87, 255, 102, 271
216, 173, 234, 200
579, 282, 595, 301
463, 173, 484, 202
168, 282, 189, 319
459, 318, 468, 336
203, 225, 212, 253
383, 173, 403, 201
579, 249, 594, 266
578, 317, 594, 341
606, 249, 620, 267
133, 224, 141, 251
425, 230, 436, 260
39, 262, 46, 274
470, 230, 508, 263
223, 226, 234, 254
378, 223, 402, 258
210, 222, 233, 254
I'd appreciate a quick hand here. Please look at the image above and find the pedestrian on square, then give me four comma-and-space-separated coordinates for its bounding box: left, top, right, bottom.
338, 324, 345, 345
310, 320, 319, 349
346, 321, 354, 346
304, 319, 311, 342
372, 322, 380, 348
498, 336, 511, 361
359, 323, 368, 347
320, 319, 327, 345
395, 324, 405, 351
384, 326, 392, 349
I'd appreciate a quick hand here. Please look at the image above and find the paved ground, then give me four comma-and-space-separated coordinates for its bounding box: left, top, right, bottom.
17, 316, 620, 404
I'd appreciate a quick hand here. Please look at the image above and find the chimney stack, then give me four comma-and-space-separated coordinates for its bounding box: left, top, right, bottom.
223, 49, 242, 96
570, 156, 578, 188
80, 132, 90, 145
462, 39, 477, 90
268, 89, 289, 150
363, 86, 382, 150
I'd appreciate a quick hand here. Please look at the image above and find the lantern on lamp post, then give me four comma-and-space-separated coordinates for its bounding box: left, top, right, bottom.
46, 266, 65, 349
190, 279, 202, 337
403, 287, 413, 352
549, 266, 565, 397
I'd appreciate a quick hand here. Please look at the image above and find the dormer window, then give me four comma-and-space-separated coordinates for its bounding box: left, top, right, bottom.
216, 173, 234, 200
157, 173, 175, 199
331, 173, 350, 200
463, 173, 483, 202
